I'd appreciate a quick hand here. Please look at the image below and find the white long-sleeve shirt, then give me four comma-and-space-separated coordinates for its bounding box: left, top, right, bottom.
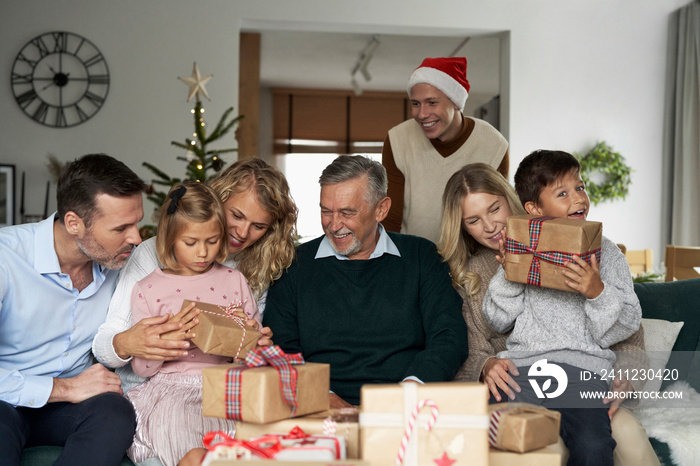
92, 237, 266, 392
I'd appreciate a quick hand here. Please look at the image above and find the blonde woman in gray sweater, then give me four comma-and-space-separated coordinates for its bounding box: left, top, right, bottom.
437, 162, 658, 466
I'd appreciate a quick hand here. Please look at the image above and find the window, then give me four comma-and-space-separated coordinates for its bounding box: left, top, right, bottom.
272, 88, 407, 241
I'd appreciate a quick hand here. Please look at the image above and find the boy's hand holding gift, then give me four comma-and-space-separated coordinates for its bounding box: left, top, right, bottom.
562, 253, 604, 299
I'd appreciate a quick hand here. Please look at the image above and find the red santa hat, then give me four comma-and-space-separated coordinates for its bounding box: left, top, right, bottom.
407, 57, 470, 109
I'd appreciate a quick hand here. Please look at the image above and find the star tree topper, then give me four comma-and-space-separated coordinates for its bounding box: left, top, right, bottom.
178, 62, 212, 101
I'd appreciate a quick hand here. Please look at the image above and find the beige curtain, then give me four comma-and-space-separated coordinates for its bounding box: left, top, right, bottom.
663, 0, 700, 247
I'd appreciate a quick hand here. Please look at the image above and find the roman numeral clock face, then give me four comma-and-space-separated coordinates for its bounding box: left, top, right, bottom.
11, 32, 110, 128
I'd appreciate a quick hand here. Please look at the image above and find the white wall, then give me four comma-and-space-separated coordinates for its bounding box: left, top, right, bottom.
0, 0, 690, 267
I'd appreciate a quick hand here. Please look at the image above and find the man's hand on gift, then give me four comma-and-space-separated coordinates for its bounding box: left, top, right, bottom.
113, 303, 200, 361
329, 392, 354, 409
603, 377, 633, 419
562, 254, 604, 299
48, 363, 123, 403
482, 357, 521, 402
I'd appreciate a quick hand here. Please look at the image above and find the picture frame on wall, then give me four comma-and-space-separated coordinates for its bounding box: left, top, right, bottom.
0, 164, 15, 227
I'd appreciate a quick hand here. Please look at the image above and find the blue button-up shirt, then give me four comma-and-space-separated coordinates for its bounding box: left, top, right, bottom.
0, 214, 118, 407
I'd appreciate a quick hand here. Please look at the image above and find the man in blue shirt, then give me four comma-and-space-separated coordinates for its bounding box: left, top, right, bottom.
0, 154, 145, 465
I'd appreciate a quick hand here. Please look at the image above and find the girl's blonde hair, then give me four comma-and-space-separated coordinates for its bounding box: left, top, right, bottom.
437, 163, 525, 296
208, 158, 298, 299
156, 182, 228, 272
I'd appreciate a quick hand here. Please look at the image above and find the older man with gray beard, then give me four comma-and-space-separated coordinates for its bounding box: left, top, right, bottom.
263, 155, 468, 407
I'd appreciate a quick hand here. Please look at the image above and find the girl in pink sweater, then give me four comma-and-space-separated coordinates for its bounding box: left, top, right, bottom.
126, 182, 260, 466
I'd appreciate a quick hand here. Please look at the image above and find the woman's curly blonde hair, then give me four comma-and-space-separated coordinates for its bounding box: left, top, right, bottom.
208, 158, 298, 299
437, 163, 525, 296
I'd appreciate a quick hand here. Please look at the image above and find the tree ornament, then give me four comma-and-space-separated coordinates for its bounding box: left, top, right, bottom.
433, 452, 457, 466
576, 141, 632, 205
141, 64, 242, 236
178, 62, 212, 101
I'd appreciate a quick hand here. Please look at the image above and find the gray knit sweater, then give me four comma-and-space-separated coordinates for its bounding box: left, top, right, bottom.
483, 236, 642, 375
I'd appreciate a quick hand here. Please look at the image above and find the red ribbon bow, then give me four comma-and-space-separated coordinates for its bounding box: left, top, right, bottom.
204, 427, 341, 460
505, 216, 601, 287
203, 430, 277, 458
225, 345, 305, 420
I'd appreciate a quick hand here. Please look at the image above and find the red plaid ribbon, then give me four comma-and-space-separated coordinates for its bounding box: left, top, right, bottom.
224, 345, 305, 420
505, 216, 601, 287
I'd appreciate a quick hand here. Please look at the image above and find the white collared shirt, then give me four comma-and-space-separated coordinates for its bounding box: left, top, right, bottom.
314, 224, 401, 260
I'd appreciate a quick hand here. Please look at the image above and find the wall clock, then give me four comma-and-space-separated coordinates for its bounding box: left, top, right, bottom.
11, 31, 110, 128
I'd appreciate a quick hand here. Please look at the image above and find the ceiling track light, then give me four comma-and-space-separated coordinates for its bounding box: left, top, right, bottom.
350, 35, 380, 95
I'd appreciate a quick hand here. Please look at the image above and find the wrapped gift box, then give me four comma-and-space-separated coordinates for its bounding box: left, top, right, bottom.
360, 382, 489, 466
205, 462, 368, 466
205, 462, 369, 466
202, 357, 330, 424
504, 215, 602, 292
488, 403, 561, 453
236, 408, 360, 458
201, 428, 348, 465
489, 443, 565, 466
183, 299, 260, 358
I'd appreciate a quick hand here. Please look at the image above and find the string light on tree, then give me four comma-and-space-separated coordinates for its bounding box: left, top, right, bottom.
141, 62, 243, 233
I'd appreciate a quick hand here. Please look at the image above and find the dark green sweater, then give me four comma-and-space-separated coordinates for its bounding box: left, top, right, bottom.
263, 232, 468, 405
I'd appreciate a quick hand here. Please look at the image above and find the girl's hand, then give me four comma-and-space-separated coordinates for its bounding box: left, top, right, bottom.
482, 357, 521, 402
161, 302, 201, 341
562, 254, 604, 299
229, 309, 274, 355
255, 326, 274, 348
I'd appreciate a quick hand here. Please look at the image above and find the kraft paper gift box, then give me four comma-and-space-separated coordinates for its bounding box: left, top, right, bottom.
200, 429, 348, 465
360, 382, 489, 466
205, 463, 369, 466
183, 299, 260, 358
489, 443, 565, 466
504, 215, 602, 292
202, 347, 330, 424
488, 403, 561, 453
235, 408, 360, 459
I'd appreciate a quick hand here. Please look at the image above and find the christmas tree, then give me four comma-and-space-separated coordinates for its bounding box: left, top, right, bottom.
143, 62, 242, 212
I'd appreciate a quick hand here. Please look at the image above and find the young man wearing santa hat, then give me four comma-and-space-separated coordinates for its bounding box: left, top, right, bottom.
381, 56, 509, 244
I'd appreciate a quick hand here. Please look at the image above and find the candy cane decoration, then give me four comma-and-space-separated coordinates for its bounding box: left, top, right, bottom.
396, 399, 439, 465
322, 416, 337, 436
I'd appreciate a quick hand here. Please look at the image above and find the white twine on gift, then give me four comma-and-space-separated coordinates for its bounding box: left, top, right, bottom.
218, 299, 249, 316
395, 398, 439, 466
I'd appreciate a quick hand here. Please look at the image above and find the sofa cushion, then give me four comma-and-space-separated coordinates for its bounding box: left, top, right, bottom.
640, 318, 684, 393
634, 278, 700, 391
21, 446, 135, 466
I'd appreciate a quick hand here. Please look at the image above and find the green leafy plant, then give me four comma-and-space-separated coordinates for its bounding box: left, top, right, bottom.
143, 100, 242, 209
576, 142, 632, 205
632, 271, 665, 283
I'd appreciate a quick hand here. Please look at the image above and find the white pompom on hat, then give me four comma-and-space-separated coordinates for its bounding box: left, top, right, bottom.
407, 57, 470, 110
